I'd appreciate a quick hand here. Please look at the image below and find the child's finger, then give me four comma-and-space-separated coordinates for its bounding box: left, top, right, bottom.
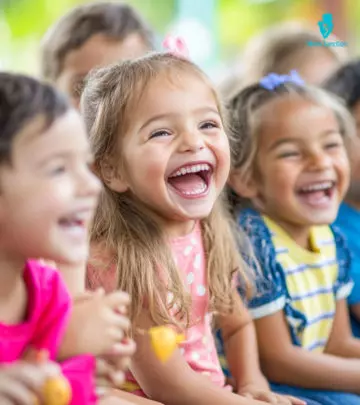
275, 395, 292, 405
96, 358, 115, 378
109, 339, 136, 357
105, 291, 131, 308
96, 385, 110, 398
110, 312, 131, 332
0, 378, 37, 405
109, 370, 125, 388
286, 396, 307, 405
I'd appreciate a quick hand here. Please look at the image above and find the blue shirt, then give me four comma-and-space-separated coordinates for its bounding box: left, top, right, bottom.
334, 202, 360, 305
216, 208, 352, 376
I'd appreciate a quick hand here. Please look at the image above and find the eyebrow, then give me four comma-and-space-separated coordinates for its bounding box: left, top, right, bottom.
269, 130, 341, 151
139, 106, 220, 132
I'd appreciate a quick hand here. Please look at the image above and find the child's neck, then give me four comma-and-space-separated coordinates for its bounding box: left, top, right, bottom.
155, 214, 196, 238
57, 262, 86, 296
272, 217, 313, 250
0, 253, 27, 324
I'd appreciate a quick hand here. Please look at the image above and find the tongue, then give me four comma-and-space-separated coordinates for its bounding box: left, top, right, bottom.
168, 173, 206, 192
300, 190, 328, 205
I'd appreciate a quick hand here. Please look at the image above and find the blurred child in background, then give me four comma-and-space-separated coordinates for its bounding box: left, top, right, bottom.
225, 70, 360, 405
40, 1, 154, 108
0, 72, 100, 404
220, 22, 346, 101
324, 59, 360, 337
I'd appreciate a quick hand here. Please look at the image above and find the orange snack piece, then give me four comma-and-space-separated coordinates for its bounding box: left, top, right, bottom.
41, 375, 71, 405
33, 375, 71, 405
149, 326, 185, 362
31, 350, 71, 405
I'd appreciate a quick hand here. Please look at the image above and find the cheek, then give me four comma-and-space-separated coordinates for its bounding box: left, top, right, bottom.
126, 155, 165, 187
213, 136, 231, 172
258, 160, 298, 193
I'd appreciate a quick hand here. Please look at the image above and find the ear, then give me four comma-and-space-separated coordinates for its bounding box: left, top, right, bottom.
99, 158, 128, 193
228, 168, 258, 199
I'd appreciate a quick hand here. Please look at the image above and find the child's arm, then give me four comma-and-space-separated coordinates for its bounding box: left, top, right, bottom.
218, 293, 304, 405
130, 310, 266, 405
100, 389, 164, 405
58, 289, 132, 359
325, 299, 360, 357
217, 293, 268, 392
255, 308, 360, 394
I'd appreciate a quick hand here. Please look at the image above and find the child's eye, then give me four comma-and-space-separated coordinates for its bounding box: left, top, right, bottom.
48, 165, 66, 176
278, 151, 300, 159
150, 130, 171, 139
200, 121, 219, 130
325, 142, 341, 150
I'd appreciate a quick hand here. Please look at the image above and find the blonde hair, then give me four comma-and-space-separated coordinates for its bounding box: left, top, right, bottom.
241, 22, 347, 86
227, 79, 356, 211
82, 53, 250, 329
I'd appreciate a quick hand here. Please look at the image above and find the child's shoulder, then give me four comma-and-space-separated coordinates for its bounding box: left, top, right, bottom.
24, 260, 71, 318
26, 259, 66, 291
237, 208, 270, 240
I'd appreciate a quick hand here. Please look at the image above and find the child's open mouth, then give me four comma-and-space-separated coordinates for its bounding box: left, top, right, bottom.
167, 163, 212, 199
58, 212, 89, 239
296, 181, 336, 207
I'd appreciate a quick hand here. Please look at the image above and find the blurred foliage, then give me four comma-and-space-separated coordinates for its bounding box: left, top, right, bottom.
0, 0, 355, 75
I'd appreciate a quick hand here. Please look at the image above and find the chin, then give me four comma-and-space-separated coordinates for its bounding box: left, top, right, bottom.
305, 213, 338, 226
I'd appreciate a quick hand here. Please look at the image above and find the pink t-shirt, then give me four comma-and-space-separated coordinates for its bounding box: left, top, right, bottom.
88, 223, 226, 397
0, 260, 97, 405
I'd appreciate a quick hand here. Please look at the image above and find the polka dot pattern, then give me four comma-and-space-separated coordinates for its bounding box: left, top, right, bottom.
167, 222, 226, 389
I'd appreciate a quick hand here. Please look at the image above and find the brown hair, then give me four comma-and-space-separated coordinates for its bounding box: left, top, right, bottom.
227, 78, 356, 212
82, 53, 251, 329
0, 72, 69, 165
241, 22, 346, 87
40, 1, 154, 82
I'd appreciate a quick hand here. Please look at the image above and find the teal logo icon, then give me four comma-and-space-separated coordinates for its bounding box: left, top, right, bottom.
318, 13, 333, 39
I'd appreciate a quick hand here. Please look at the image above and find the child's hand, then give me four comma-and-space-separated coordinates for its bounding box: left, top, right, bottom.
0, 361, 60, 405
95, 338, 136, 393
59, 289, 131, 359
238, 385, 306, 405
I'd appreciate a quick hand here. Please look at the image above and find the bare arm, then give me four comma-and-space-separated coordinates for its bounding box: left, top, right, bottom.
218, 294, 268, 392
100, 389, 164, 405
130, 310, 265, 405
325, 299, 360, 358
255, 309, 360, 394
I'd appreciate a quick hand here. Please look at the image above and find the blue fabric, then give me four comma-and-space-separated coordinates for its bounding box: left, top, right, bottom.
271, 383, 360, 405
334, 203, 360, 305
215, 208, 353, 385
238, 209, 351, 348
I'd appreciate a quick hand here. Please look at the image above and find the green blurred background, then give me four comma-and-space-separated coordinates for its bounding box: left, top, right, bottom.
0, 0, 356, 78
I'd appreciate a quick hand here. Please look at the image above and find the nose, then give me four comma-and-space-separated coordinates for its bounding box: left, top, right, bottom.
178, 129, 205, 153
307, 148, 332, 171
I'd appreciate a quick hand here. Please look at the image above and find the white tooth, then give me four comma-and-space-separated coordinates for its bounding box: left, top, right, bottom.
180, 168, 187, 175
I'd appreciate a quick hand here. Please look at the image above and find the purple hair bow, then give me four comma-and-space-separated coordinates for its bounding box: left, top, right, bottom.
259, 70, 305, 91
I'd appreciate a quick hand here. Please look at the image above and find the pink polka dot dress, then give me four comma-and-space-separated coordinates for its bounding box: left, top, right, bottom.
123, 222, 226, 396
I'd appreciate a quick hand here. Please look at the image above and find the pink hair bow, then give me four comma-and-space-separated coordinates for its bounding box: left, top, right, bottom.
162, 35, 189, 59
